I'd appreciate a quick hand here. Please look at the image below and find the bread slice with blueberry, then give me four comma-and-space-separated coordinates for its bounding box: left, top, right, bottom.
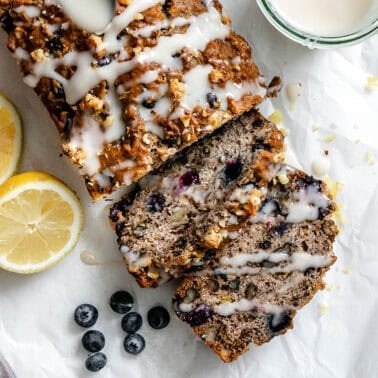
173, 167, 338, 362
110, 109, 285, 287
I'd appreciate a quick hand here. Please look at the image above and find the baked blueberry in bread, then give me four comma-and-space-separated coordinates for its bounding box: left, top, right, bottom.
173, 167, 338, 362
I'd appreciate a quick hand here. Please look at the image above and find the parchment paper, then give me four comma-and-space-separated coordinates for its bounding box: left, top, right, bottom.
0, 1, 377, 377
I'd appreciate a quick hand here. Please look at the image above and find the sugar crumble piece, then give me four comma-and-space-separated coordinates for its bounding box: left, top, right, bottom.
321, 134, 336, 143
279, 127, 287, 136
268, 110, 283, 125
366, 76, 378, 92
320, 305, 329, 316
277, 173, 289, 185
334, 203, 347, 227
365, 151, 376, 166
324, 176, 343, 199
342, 268, 350, 275
326, 284, 334, 292
312, 125, 320, 132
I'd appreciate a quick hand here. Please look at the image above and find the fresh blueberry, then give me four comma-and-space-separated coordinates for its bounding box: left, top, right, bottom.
147, 306, 170, 329
185, 304, 213, 327
224, 160, 243, 182
268, 312, 292, 333
82, 330, 105, 353
121, 312, 143, 333
206, 92, 218, 108
74, 304, 98, 328
110, 291, 134, 314
179, 170, 200, 187
146, 193, 165, 213
124, 333, 145, 355
85, 352, 107, 372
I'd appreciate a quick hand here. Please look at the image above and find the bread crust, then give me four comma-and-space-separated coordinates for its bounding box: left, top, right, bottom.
110, 110, 285, 287
173, 168, 338, 362
0, 0, 266, 199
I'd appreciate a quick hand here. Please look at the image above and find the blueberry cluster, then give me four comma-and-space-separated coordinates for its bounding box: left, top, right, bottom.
74, 291, 171, 372
74, 304, 106, 372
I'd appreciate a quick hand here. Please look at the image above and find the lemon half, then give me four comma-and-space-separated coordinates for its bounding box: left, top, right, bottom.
0, 94, 23, 185
0, 172, 83, 274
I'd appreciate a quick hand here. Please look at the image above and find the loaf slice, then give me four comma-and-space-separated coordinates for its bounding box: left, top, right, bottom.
173, 167, 338, 362
110, 110, 285, 287
0, 0, 267, 199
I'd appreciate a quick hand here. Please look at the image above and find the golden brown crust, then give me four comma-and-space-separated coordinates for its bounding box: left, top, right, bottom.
1, 0, 266, 199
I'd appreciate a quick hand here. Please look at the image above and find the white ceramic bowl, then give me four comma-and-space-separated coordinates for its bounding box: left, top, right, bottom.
257, 0, 378, 48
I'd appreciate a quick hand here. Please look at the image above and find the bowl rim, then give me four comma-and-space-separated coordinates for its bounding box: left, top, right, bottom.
256, 0, 378, 48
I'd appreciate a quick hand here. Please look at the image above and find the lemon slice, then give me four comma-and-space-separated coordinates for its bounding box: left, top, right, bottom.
0, 94, 23, 185
0, 172, 83, 274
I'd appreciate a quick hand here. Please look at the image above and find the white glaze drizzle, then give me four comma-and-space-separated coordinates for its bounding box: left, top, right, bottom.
286, 186, 329, 223
14, 5, 41, 18
221, 250, 290, 267
214, 298, 287, 317
69, 113, 104, 175
57, 0, 114, 33
176, 65, 265, 116
80, 251, 99, 265
285, 83, 301, 104
311, 157, 330, 178
250, 180, 330, 224
17, 1, 265, 182
80, 250, 122, 266
249, 199, 277, 224
178, 297, 289, 319
217, 252, 331, 275
179, 303, 194, 312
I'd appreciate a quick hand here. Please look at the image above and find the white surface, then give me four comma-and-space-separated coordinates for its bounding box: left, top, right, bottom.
0, 1, 378, 377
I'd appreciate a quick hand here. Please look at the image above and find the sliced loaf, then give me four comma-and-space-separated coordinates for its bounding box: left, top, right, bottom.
110, 109, 284, 287
0, 0, 266, 199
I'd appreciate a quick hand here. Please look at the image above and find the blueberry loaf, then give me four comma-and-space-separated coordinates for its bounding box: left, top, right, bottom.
173, 166, 338, 362
110, 110, 285, 287
0, 0, 267, 199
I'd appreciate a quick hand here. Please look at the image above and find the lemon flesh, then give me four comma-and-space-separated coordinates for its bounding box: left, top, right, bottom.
0, 172, 83, 273
0, 95, 23, 185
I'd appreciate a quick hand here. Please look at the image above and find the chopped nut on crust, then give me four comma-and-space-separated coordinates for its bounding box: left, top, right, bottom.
204, 227, 223, 249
